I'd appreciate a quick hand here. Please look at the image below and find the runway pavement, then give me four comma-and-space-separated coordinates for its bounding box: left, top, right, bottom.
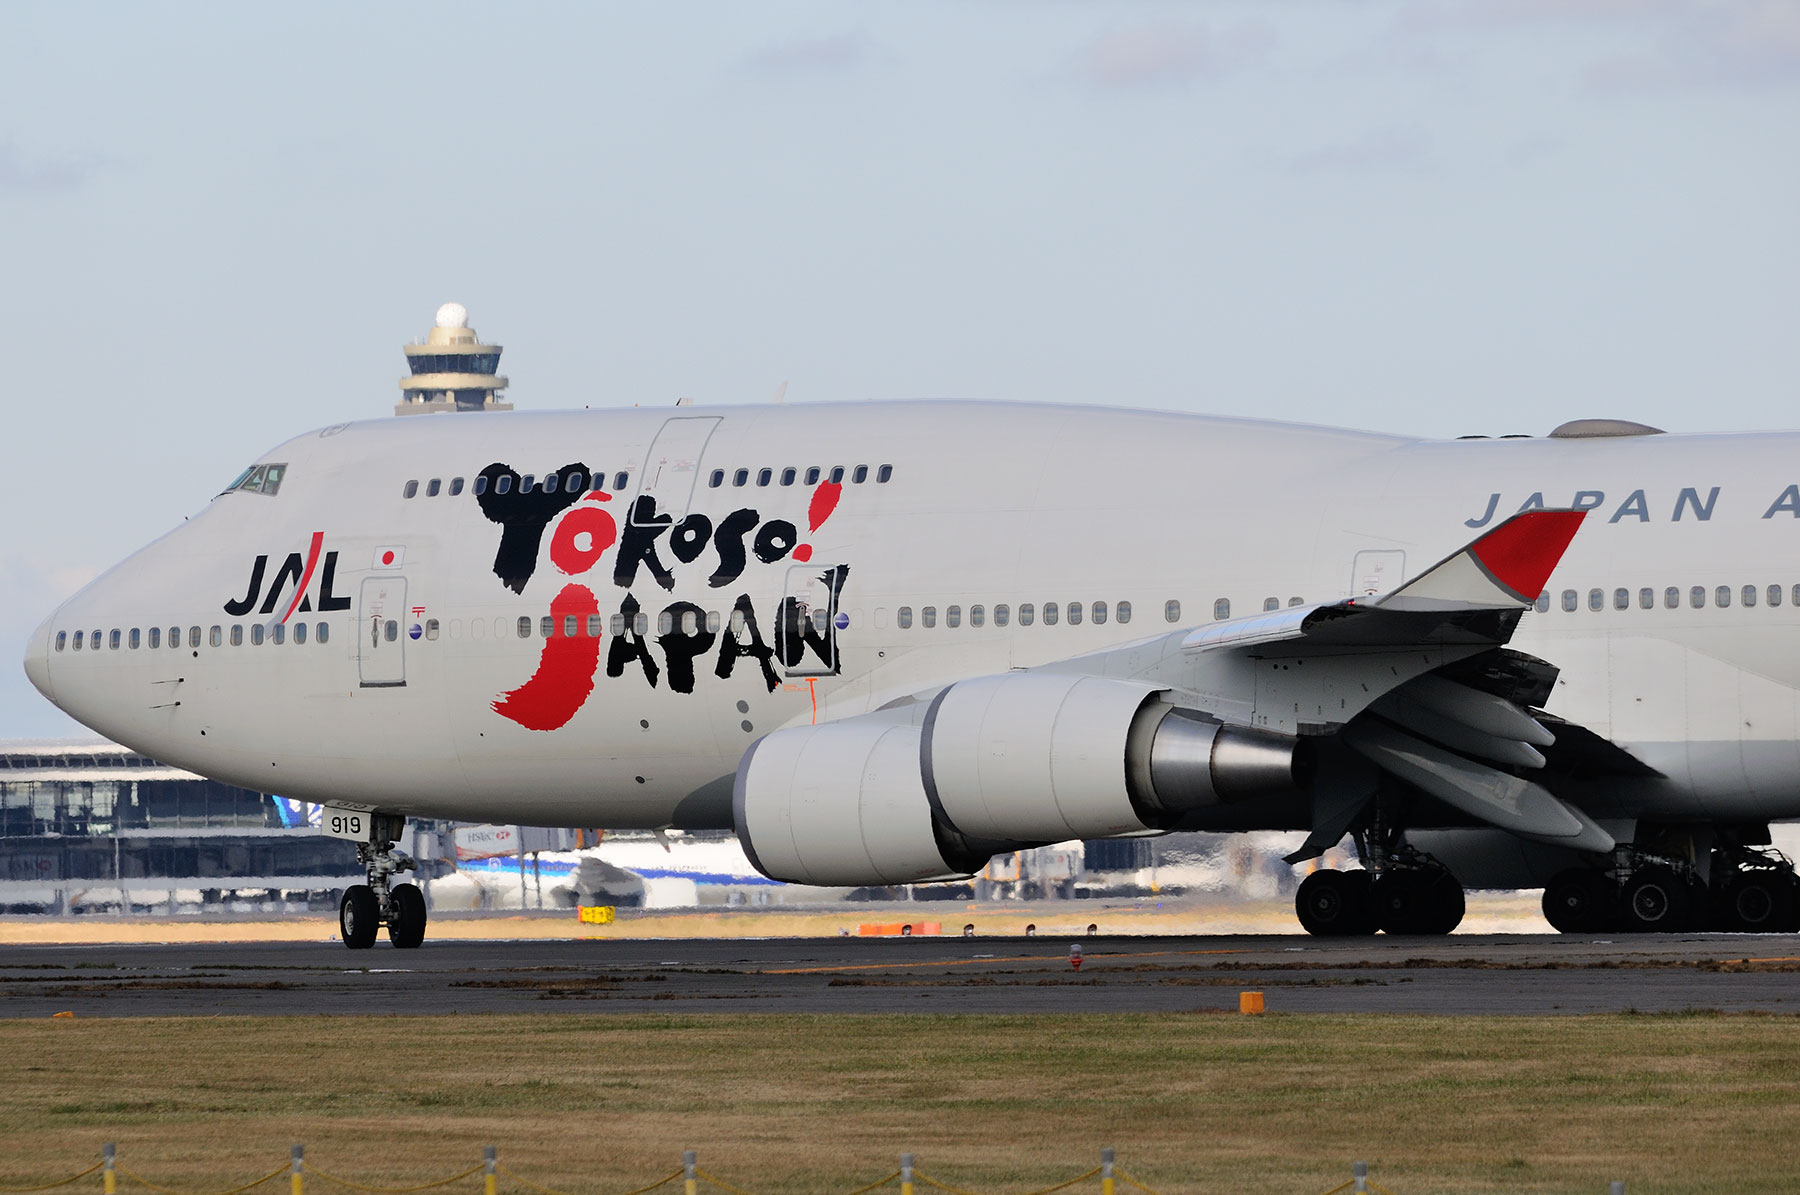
4, 932, 1799, 1017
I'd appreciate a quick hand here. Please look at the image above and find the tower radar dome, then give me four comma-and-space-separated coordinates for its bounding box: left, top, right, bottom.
398, 303, 509, 416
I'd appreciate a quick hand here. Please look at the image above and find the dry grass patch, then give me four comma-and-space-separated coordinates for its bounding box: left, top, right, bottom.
2, 1013, 1797, 1194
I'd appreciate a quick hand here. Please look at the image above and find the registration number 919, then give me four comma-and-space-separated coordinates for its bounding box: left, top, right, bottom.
321, 804, 375, 843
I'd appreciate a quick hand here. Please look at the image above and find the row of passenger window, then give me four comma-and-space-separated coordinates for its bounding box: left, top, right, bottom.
400, 461, 897, 501
403, 469, 633, 500
709, 464, 893, 489
1537, 585, 1800, 613
56, 623, 333, 652
429, 609, 759, 642
891, 595, 1305, 630
897, 600, 1137, 630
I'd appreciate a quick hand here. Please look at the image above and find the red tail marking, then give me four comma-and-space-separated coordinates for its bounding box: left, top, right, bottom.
1470, 510, 1586, 599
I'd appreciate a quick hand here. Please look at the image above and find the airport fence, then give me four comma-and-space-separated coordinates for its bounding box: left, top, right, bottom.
0, 1146, 1634, 1195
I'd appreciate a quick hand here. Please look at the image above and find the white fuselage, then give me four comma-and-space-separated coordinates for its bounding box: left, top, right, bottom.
25, 402, 1800, 831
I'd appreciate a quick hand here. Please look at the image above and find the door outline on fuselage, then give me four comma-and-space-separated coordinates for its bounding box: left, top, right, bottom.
777, 563, 847, 677
358, 575, 407, 688
1351, 550, 1405, 597
633, 416, 723, 525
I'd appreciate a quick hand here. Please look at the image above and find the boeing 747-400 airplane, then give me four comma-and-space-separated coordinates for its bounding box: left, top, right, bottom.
23, 402, 1800, 946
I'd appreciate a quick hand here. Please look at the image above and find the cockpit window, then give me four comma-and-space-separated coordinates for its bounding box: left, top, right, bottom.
220, 463, 287, 497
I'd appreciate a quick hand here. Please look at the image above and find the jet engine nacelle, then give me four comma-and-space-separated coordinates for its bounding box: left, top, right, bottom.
923, 673, 1310, 843
734, 673, 1310, 888
734, 716, 984, 887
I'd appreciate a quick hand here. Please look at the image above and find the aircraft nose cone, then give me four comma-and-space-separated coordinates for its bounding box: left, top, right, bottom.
23, 614, 55, 705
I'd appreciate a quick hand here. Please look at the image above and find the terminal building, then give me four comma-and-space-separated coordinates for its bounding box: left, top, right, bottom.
0, 739, 360, 914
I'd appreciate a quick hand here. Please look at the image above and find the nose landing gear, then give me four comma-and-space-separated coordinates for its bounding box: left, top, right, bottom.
338, 813, 427, 949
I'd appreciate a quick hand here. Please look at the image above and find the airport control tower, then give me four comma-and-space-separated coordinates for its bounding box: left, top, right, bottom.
395, 302, 513, 416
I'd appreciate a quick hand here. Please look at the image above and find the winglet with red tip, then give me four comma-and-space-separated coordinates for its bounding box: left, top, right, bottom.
1374, 510, 1587, 611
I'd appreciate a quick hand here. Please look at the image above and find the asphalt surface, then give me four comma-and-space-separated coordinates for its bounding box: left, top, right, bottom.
4, 932, 1800, 1016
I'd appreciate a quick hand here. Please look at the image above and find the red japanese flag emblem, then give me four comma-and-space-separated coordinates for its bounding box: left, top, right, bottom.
373, 546, 406, 569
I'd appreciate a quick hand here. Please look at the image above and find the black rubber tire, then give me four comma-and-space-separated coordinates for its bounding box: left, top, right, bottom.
1620, 865, 1695, 933
1296, 869, 1376, 937
1419, 867, 1466, 935
1373, 870, 1423, 935
340, 884, 379, 949
1720, 872, 1797, 933
1374, 867, 1465, 936
1542, 869, 1614, 934
387, 882, 427, 949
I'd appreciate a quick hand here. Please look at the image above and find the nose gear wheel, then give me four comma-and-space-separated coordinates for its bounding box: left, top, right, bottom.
336, 813, 424, 949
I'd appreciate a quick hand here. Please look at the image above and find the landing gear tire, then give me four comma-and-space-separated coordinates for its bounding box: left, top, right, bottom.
339, 812, 421, 950
1543, 869, 1614, 934
1719, 873, 1797, 933
388, 882, 427, 949
1375, 867, 1465, 936
340, 884, 379, 949
1620, 865, 1695, 933
1296, 869, 1377, 937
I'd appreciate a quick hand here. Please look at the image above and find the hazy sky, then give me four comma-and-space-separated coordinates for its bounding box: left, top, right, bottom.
4, 1, 1798, 735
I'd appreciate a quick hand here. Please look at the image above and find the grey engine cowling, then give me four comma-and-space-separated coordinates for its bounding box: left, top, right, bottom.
734, 672, 1306, 886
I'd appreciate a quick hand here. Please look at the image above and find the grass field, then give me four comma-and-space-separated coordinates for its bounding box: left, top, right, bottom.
3, 1013, 1797, 1195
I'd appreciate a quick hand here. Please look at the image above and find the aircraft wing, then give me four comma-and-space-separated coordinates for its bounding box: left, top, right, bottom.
1061, 508, 1617, 854
1180, 509, 1586, 655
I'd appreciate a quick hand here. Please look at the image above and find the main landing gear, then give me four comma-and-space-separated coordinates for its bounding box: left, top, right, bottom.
1295, 840, 1466, 937
1543, 843, 1800, 935
339, 813, 427, 949
1296, 863, 1465, 936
